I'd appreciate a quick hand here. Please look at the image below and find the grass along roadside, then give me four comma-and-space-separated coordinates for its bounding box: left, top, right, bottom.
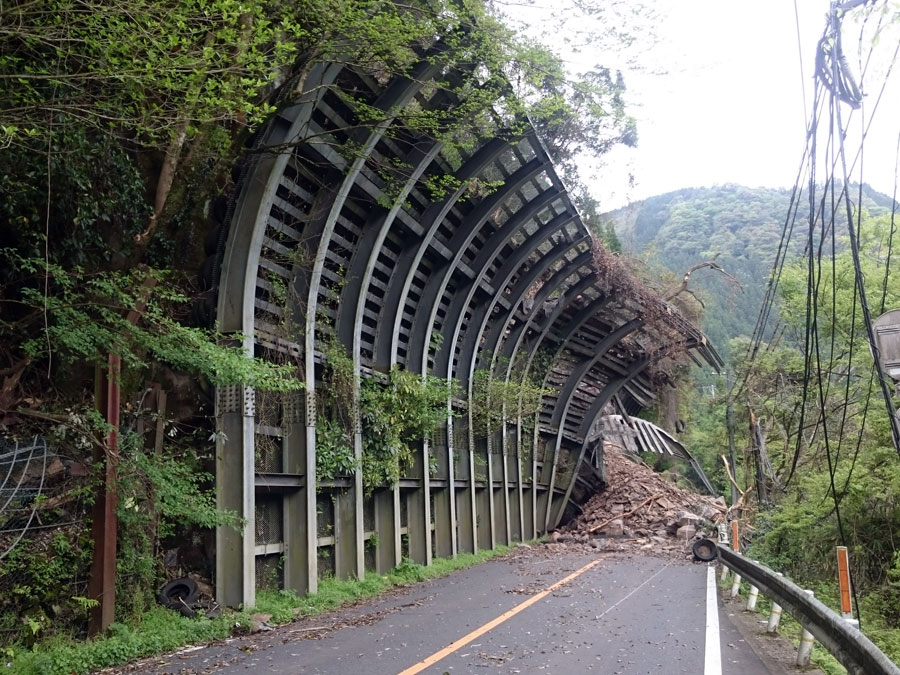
717, 572, 847, 674
7, 545, 519, 675
718, 565, 900, 673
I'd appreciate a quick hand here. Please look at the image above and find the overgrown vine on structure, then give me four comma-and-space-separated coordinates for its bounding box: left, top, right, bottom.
471, 354, 551, 439
358, 369, 456, 492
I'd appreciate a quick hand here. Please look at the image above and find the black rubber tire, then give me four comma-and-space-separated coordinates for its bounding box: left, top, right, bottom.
158, 578, 200, 608
692, 538, 718, 562
176, 603, 198, 618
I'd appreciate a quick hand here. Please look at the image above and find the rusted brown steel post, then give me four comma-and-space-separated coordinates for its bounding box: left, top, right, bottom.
88, 354, 121, 636
88, 275, 156, 635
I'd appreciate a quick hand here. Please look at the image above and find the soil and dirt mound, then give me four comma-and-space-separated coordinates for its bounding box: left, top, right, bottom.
546, 449, 727, 560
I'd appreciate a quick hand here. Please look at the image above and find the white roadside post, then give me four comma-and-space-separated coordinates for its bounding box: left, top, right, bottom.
746, 562, 760, 611
718, 523, 730, 581
796, 590, 816, 666
766, 573, 784, 633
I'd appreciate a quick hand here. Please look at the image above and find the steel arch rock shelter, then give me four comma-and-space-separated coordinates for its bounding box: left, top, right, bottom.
208, 59, 722, 607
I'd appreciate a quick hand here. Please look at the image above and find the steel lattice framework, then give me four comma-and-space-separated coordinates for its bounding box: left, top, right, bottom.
209, 60, 721, 607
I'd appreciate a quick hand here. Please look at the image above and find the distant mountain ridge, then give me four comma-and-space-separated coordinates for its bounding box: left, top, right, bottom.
601, 184, 896, 360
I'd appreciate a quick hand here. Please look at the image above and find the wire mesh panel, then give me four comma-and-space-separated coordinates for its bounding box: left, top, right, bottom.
0, 437, 49, 561
317, 545, 335, 579
255, 554, 284, 592
255, 439, 283, 474
316, 494, 335, 538
255, 496, 284, 546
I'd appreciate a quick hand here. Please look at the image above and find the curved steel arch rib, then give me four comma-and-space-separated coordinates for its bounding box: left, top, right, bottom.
493, 271, 604, 538
375, 137, 512, 368
472, 253, 596, 540
548, 355, 652, 528
405, 156, 554, 372
214, 62, 345, 608
457, 228, 585, 385
448, 227, 586, 547
437, 202, 573, 380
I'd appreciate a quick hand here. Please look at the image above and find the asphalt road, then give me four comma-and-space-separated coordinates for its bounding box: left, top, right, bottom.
129, 547, 777, 675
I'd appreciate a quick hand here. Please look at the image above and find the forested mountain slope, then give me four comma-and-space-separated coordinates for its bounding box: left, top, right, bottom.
602, 184, 895, 357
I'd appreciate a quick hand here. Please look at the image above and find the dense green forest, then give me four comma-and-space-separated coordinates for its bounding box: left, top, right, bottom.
609, 184, 900, 664
602, 184, 896, 357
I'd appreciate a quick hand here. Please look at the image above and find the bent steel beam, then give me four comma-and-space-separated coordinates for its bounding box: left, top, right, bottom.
542, 319, 644, 530
525, 298, 636, 522
549, 356, 652, 528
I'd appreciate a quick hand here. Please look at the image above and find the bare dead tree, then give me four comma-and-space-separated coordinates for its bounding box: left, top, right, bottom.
665, 254, 743, 308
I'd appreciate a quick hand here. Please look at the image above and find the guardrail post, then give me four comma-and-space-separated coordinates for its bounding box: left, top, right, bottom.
766, 572, 784, 633
746, 562, 760, 611
728, 522, 741, 595
719, 545, 900, 673
796, 589, 816, 666
837, 546, 854, 621
720, 520, 736, 581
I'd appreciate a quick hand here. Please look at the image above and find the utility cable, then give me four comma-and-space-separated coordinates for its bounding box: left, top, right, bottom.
785, 77, 822, 487
835, 73, 900, 458
732, 136, 813, 404
881, 131, 900, 315
835, 133, 900, 503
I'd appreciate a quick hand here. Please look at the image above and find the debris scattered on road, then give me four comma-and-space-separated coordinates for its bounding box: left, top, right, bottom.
249, 613, 275, 633
553, 449, 726, 560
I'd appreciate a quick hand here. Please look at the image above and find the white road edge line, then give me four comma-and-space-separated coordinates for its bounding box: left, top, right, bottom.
705, 565, 723, 675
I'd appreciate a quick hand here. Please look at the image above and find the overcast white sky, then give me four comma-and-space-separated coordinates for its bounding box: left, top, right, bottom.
504, 0, 900, 210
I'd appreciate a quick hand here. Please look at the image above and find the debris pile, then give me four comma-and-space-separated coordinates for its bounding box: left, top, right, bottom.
551, 449, 727, 559
157, 574, 221, 619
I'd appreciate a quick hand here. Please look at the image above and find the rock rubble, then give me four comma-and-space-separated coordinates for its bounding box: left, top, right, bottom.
549, 449, 726, 560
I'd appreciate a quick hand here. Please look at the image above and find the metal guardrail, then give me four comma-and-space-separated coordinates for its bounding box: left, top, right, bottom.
717, 544, 900, 675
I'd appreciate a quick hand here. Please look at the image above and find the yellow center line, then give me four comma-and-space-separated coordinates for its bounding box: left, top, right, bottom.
397, 557, 603, 675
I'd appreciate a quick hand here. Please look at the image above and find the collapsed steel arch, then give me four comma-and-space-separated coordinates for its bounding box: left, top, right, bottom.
210, 58, 721, 607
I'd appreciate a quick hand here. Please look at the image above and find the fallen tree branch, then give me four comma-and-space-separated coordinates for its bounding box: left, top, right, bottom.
721, 453, 745, 497
588, 492, 662, 534
666, 255, 744, 307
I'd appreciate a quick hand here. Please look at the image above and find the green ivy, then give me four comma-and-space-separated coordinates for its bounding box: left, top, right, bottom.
359, 369, 456, 493
315, 416, 358, 481
471, 357, 550, 437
